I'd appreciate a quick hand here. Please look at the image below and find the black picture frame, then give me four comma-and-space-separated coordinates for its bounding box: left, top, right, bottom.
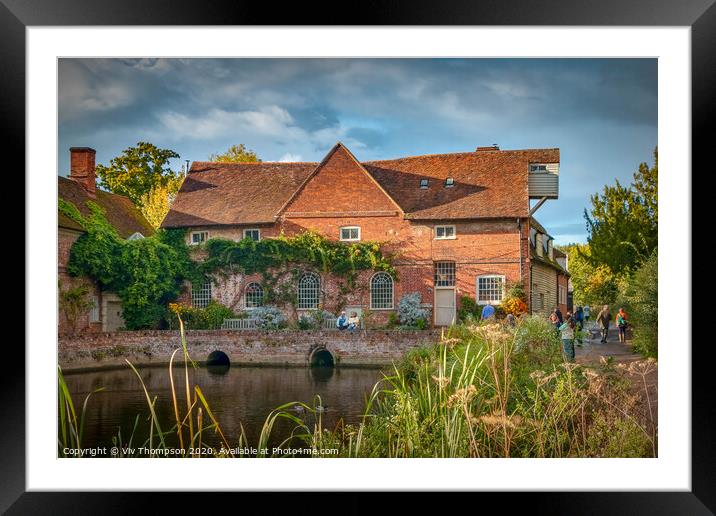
6, 0, 710, 513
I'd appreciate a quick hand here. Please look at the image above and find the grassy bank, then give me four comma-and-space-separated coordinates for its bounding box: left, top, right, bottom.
58, 316, 657, 458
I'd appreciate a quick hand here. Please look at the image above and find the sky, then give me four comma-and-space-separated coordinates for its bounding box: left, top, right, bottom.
58, 58, 657, 244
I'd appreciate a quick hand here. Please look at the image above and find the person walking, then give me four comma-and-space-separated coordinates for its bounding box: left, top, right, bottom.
597, 305, 611, 343
574, 306, 584, 346
615, 307, 629, 343
559, 314, 576, 362
583, 304, 591, 325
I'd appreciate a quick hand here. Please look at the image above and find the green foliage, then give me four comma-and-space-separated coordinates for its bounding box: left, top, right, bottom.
62, 198, 394, 330
584, 148, 658, 274
168, 301, 237, 330
201, 231, 395, 284
619, 250, 658, 357
458, 295, 480, 322
560, 243, 620, 307
209, 143, 261, 163
61, 199, 190, 330
58, 281, 96, 333
95, 142, 181, 205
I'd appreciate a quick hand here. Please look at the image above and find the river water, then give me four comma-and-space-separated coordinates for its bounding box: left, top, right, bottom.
64, 364, 386, 455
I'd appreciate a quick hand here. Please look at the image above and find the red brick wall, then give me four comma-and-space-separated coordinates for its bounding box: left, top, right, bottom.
284, 145, 398, 214
558, 273, 569, 316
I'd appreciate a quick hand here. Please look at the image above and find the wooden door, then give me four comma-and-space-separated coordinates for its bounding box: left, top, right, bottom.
434, 288, 456, 326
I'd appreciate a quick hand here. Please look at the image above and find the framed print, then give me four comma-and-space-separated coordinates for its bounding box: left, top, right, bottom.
5, 0, 712, 512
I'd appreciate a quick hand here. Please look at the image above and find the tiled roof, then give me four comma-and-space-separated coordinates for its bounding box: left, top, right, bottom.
162, 162, 317, 227
162, 145, 560, 227
58, 177, 154, 238
364, 149, 559, 220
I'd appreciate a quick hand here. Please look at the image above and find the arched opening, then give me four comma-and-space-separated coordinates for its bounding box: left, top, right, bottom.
310, 347, 335, 368
206, 350, 230, 367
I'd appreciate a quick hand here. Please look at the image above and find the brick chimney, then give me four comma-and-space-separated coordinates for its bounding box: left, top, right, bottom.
69, 147, 97, 197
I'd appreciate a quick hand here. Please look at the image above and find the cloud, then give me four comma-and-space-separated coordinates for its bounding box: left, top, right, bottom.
279, 153, 303, 162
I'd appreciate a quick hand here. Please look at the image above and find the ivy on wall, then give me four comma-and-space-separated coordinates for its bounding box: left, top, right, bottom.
60, 199, 395, 329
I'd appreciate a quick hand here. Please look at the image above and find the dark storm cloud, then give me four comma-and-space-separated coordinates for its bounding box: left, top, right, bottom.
58, 58, 657, 243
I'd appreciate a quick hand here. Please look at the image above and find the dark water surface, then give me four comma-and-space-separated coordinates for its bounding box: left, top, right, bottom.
64, 365, 385, 454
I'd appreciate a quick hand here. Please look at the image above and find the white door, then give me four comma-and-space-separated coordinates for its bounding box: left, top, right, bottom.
434, 288, 456, 326
105, 301, 124, 332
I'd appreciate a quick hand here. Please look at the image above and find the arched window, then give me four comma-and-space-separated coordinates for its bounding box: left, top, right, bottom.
370, 272, 394, 309
297, 272, 321, 309
244, 282, 264, 309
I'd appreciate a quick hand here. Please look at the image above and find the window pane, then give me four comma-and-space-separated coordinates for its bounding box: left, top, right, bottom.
436, 227, 445, 238
245, 282, 264, 308
445, 226, 454, 238
434, 262, 455, 287
298, 272, 320, 309
477, 276, 504, 303
370, 273, 394, 309
192, 280, 212, 308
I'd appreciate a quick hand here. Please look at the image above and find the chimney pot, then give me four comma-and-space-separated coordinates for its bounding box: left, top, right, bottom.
69, 147, 97, 197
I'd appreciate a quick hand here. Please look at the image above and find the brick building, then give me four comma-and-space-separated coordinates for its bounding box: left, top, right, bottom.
59, 147, 154, 333
163, 143, 569, 326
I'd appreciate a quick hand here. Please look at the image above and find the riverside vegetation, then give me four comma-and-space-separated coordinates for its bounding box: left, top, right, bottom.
58, 315, 657, 458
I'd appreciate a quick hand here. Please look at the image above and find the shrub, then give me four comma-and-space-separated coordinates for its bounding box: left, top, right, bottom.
505, 281, 527, 302
458, 296, 480, 322
167, 301, 236, 330
298, 309, 334, 330
250, 306, 287, 329
58, 281, 96, 334
620, 250, 658, 357
387, 312, 399, 328
502, 297, 528, 317
397, 292, 429, 327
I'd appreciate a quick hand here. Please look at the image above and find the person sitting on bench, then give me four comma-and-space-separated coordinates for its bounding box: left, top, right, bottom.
336, 311, 349, 330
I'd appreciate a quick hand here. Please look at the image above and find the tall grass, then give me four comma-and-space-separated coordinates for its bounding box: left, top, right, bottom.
59, 315, 657, 458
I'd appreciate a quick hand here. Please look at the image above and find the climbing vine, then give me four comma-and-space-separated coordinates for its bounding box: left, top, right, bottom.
61, 198, 395, 329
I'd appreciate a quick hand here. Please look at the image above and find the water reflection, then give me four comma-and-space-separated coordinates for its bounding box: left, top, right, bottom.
64, 365, 384, 451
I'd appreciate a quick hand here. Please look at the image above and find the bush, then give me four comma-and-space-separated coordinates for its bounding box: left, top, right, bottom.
297, 309, 335, 330
167, 300, 236, 330
250, 306, 287, 329
620, 250, 658, 357
397, 292, 429, 327
458, 296, 480, 322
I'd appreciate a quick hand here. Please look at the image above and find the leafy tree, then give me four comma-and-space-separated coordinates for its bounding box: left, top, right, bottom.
619, 249, 658, 357
95, 142, 181, 205
583, 148, 658, 273
208, 144, 261, 163
559, 244, 619, 307
139, 175, 185, 229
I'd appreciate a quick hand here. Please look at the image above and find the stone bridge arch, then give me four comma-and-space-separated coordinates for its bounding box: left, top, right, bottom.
308, 345, 335, 367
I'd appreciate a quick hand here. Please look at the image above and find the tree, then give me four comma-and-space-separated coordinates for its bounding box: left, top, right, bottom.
139, 175, 184, 229
559, 244, 619, 307
583, 148, 658, 274
95, 142, 181, 205
619, 249, 658, 357
208, 144, 261, 163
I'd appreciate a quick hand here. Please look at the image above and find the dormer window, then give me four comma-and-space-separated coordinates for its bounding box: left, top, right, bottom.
530, 164, 548, 173
420, 179, 429, 189
444, 177, 455, 187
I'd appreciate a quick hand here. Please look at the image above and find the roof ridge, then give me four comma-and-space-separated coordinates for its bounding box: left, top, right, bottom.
363, 148, 560, 164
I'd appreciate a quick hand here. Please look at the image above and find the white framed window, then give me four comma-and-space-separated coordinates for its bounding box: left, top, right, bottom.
297, 272, 321, 309
530, 164, 548, 173
435, 225, 456, 240
444, 177, 455, 187
370, 272, 394, 310
89, 295, 100, 322
191, 280, 212, 308
340, 226, 361, 242
434, 261, 456, 287
420, 179, 429, 189
243, 228, 261, 241
244, 282, 264, 309
190, 231, 209, 245
477, 275, 505, 305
